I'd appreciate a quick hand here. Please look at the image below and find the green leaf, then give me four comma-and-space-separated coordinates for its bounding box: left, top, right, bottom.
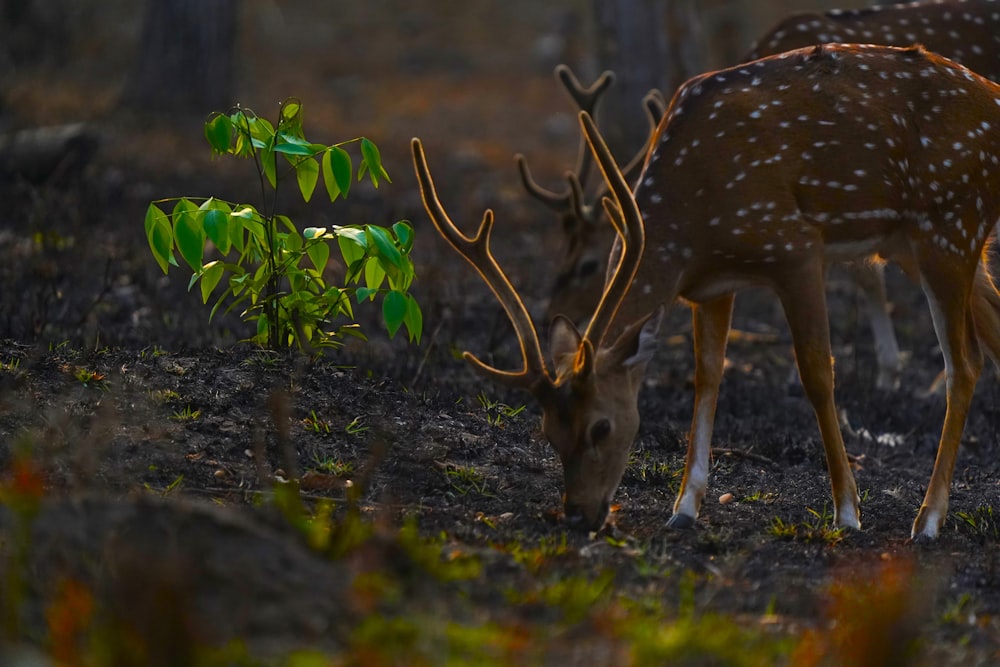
279, 98, 304, 138
325, 286, 353, 320
172, 199, 205, 272
228, 210, 247, 254
404, 295, 423, 343
203, 208, 231, 254
365, 225, 403, 270
382, 290, 407, 338
393, 220, 414, 253
360, 137, 391, 187
322, 146, 352, 202
364, 257, 386, 290
248, 116, 276, 147
202, 197, 233, 214
303, 227, 326, 239
276, 215, 297, 234
205, 114, 232, 154
274, 140, 315, 156
307, 240, 330, 274
262, 137, 277, 188
283, 229, 303, 254
295, 156, 319, 202
144, 203, 174, 274
335, 226, 366, 246
356, 286, 377, 302
337, 232, 366, 280
321, 151, 340, 202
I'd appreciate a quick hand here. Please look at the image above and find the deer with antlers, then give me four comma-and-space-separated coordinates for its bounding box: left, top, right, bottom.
415, 43, 1000, 540
523, 0, 1000, 392
747, 0, 1000, 77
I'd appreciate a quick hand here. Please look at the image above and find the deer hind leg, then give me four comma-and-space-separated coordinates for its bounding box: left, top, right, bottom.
849, 261, 902, 391
971, 261, 1000, 370
778, 262, 861, 530
912, 255, 985, 540
668, 294, 735, 529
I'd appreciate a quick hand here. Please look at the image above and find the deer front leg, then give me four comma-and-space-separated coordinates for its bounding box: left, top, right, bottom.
668, 294, 735, 529
779, 264, 861, 530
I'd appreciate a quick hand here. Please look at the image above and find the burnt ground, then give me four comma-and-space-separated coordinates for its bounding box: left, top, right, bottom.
1, 3, 1000, 664
1, 143, 1000, 666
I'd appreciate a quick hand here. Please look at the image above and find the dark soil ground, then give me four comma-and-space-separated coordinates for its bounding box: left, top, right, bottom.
2, 2, 1000, 665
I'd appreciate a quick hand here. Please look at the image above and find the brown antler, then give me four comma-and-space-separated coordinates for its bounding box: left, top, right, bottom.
576, 111, 645, 349
411, 138, 553, 392
516, 65, 615, 212
621, 88, 668, 183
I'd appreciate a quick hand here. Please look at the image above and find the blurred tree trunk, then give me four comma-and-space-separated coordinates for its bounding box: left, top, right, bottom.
589, 0, 704, 160
122, 0, 238, 114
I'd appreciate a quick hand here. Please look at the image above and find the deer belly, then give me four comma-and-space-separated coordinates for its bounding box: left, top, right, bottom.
823, 237, 887, 263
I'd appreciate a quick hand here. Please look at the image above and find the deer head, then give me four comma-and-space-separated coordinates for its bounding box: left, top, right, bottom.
413, 113, 661, 531
515, 65, 667, 326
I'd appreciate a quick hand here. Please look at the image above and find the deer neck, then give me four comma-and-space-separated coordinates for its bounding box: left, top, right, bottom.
604, 219, 686, 341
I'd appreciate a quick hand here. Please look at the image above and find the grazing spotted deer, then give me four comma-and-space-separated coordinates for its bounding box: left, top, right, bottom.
747, 0, 1000, 79
415, 44, 1000, 540
526, 0, 1000, 391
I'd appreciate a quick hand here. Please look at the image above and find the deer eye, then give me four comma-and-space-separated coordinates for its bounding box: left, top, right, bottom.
589, 418, 611, 445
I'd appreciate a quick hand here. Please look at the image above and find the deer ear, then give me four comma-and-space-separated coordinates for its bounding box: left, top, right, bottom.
610, 306, 664, 369
549, 314, 583, 368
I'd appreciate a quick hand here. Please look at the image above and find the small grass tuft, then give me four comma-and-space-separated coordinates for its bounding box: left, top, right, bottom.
476, 392, 526, 428
954, 505, 1000, 543
495, 534, 571, 575
149, 388, 181, 404
345, 415, 369, 435
64, 364, 109, 390
170, 405, 201, 421
302, 409, 332, 433
630, 450, 683, 492
768, 506, 845, 545
742, 490, 779, 503
444, 464, 491, 497
310, 455, 353, 476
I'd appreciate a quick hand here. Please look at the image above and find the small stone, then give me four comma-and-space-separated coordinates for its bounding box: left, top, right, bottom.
719, 492, 735, 505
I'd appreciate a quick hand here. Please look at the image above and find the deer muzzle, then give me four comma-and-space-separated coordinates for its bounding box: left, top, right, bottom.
563, 498, 610, 532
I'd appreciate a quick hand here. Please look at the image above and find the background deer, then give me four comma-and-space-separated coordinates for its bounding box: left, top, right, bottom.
524, 0, 1000, 391
417, 43, 1000, 540
747, 0, 1000, 73
517, 66, 664, 329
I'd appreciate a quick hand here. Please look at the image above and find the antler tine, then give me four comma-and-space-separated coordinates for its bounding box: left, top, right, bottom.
566, 171, 591, 223
411, 138, 553, 391
555, 64, 615, 116
515, 153, 573, 212
576, 112, 646, 348
516, 66, 616, 213
643, 88, 668, 121
556, 64, 615, 193
622, 88, 668, 184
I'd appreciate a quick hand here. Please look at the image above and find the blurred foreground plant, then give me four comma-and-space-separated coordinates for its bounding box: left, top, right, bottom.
144, 97, 422, 350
